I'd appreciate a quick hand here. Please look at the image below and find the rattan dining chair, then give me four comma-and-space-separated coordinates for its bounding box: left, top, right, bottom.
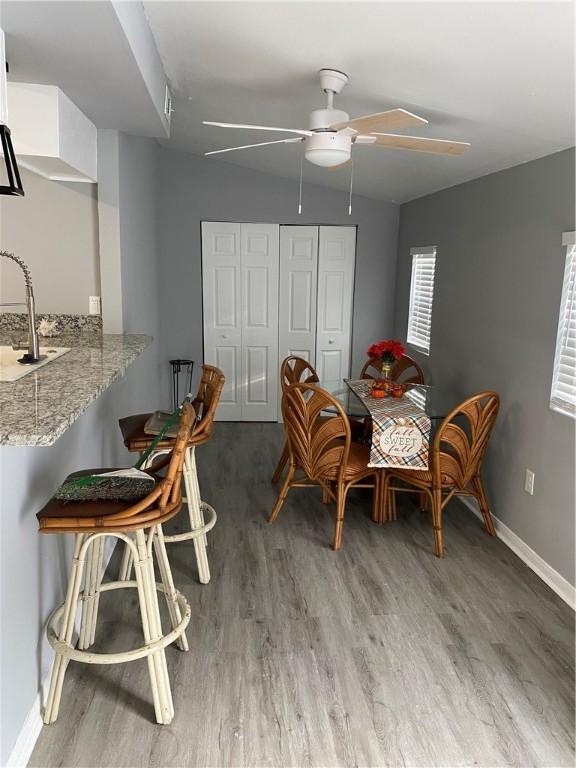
360, 353, 425, 384
382, 391, 500, 557
37, 402, 195, 726
271, 356, 321, 483
118, 365, 225, 584
269, 383, 381, 550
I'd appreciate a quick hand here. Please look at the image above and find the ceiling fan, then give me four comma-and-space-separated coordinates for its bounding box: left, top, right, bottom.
203, 68, 470, 169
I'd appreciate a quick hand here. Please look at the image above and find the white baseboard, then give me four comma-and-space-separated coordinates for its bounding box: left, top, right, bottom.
459, 497, 575, 610
5, 541, 117, 768
5, 673, 49, 768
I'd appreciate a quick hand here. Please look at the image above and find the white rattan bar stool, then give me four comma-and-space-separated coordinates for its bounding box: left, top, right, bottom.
117, 365, 225, 585
37, 404, 194, 725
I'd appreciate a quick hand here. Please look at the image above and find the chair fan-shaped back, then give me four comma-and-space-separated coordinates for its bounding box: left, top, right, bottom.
360, 353, 425, 385
192, 365, 225, 441
282, 383, 351, 481
434, 392, 500, 489
280, 356, 320, 391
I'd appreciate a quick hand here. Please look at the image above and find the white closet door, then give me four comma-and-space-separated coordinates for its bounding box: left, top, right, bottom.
240, 223, 280, 421
201, 222, 242, 420
279, 225, 319, 366
315, 226, 356, 382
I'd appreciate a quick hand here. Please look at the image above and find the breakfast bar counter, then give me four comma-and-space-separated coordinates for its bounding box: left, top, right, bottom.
0, 334, 152, 446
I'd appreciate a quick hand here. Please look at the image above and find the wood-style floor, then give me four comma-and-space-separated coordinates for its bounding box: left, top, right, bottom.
29, 423, 575, 768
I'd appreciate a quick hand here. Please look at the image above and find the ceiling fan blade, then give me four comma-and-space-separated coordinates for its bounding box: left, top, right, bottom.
205, 137, 303, 156
364, 133, 471, 155
203, 121, 312, 137
332, 108, 428, 133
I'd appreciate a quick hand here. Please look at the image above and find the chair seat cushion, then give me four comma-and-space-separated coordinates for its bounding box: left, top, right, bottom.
119, 413, 156, 451
119, 413, 186, 451
119, 411, 205, 452
37, 468, 155, 522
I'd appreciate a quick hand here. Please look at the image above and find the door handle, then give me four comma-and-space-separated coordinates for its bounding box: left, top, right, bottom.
328, 339, 335, 344
220, 334, 228, 339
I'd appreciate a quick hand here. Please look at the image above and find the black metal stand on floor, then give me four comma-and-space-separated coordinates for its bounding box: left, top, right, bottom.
170, 359, 194, 410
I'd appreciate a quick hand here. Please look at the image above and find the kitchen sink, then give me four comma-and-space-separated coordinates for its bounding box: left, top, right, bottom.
0, 345, 70, 382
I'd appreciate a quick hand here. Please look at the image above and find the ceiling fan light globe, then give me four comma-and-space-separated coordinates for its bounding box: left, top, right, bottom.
304, 132, 351, 167
305, 148, 351, 167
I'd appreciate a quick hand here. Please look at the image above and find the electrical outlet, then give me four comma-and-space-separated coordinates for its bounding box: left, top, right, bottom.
89, 296, 101, 315
524, 469, 535, 496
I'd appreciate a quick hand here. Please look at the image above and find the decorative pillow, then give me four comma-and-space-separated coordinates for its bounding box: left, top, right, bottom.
55, 469, 155, 503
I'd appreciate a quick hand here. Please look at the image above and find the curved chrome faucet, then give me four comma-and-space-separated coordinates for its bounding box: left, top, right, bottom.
0, 250, 40, 363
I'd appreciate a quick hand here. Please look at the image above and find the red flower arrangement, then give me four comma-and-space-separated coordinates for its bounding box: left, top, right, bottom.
367, 339, 405, 365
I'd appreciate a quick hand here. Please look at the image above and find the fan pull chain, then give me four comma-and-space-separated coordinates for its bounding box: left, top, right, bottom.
348, 157, 354, 215
298, 153, 303, 215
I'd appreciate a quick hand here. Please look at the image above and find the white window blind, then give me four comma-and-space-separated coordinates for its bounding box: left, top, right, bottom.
407, 246, 437, 354
551, 232, 576, 418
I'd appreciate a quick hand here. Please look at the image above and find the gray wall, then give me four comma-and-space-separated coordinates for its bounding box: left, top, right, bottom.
1, 167, 100, 314
0, 133, 164, 764
97, 129, 124, 333
117, 132, 163, 409
0, 349, 157, 765
157, 148, 399, 403
118, 133, 160, 338
394, 147, 576, 585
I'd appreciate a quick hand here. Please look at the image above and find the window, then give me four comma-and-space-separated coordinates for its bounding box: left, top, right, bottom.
407, 246, 437, 355
551, 232, 576, 418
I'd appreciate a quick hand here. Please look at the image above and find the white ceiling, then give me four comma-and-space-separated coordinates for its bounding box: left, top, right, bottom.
144, 0, 575, 202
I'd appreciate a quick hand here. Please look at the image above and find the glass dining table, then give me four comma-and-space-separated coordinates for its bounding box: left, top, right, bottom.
319, 380, 449, 422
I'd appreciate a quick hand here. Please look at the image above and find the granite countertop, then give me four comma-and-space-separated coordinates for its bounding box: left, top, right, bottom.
0, 334, 152, 447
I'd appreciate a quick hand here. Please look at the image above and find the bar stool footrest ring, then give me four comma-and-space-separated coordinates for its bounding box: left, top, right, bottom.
163, 501, 217, 544
46, 581, 191, 665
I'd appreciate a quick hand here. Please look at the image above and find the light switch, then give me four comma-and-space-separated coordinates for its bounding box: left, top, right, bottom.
524, 469, 535, 496
89, 296, 101, 315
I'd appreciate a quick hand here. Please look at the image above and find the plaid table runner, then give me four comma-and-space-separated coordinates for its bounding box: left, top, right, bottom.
346, 380, 431, 470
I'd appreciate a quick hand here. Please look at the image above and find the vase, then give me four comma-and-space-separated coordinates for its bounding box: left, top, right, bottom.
380, 361, 394, 394
381, 361, 393, 380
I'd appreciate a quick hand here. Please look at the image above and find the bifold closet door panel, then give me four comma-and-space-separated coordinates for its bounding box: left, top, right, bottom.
201, 222, 242, 420
240, 223, 280, 421
203, 222, 354, 421
279, 225, 319, 366
315, 226, 356, 382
